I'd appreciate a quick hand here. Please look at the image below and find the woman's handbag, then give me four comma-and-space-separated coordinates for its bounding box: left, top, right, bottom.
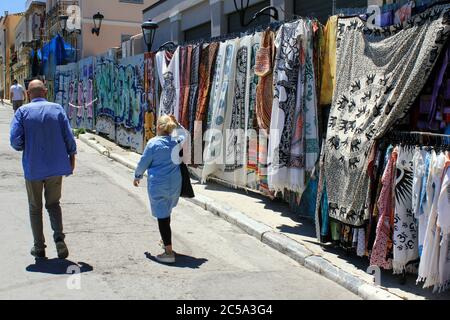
180, 162, 195, 198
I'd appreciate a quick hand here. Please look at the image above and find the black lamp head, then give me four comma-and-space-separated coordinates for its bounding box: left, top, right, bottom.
92, 12, 104, 36
59, 15, 69, 33
141, 20, 159, 52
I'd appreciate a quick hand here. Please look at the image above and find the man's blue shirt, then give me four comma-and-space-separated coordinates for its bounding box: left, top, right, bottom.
10, 98, 77, 181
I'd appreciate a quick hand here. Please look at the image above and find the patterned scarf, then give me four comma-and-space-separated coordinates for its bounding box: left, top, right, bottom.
324, 5, 450, 227
268, 20, 305, 193
202, 39, 239, 183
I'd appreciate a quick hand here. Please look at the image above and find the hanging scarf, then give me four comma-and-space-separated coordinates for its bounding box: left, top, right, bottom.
186, 44, 201, 164
195, 43, 219, 124
255, 29, 275, 131
220, 33, 262, 188
370, 146, 397, 270
202, 39, 239, 183
156, 48, 180, 118
223, 35, 252, 187
319, 15, 337, 106
268, 20, 306, 193
193, 42, 219, 166
179, 46, 193, 128
437, 154, 450, 292
418, 151, 446, 287
255, 29, 275, 194
246, 33, 262, 189
392, 146, 418, 274
324, 5, 450, 227
188, 44, 201, 140
304, 20, 320, 174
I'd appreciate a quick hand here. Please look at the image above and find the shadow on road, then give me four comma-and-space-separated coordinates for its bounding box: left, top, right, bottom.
26, 259, 94, 275
145, 252, 207, 269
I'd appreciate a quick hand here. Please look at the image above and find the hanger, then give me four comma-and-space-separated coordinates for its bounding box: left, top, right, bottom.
157, 41, 177, 53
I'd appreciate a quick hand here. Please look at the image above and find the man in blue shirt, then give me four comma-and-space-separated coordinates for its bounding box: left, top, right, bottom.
10, 80, 77, 259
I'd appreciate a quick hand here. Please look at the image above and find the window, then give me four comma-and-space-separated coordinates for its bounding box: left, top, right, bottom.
184, 22, 211, 42
228, 1, 270, 34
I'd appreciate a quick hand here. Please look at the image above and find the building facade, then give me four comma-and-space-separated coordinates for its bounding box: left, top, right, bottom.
45, 0, 157, 60
0, 13, 24, 99
142, 0, 382, 50
11, 1, 46, 89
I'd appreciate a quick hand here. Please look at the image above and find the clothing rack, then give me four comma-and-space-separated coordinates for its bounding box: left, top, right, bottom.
336, 0, 446, 21
383, 130, 450, 151
167, 16, 323, 51
157, 41, 177, 53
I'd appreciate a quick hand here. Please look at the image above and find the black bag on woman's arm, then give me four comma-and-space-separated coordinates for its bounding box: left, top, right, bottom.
180, 162, 195, 198
179, 148, 195, 198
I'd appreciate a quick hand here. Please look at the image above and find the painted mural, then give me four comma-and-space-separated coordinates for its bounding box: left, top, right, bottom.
95, 55, 117, 141
77, 57, 95, 130
55, 58, 95, 131
115, 54, 146, 153
55, 53, 149, 154
55, 62, 77, 123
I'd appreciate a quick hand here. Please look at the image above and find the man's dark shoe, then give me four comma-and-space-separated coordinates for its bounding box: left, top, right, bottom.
30, 246, 46, 259
56, 241, 69, 259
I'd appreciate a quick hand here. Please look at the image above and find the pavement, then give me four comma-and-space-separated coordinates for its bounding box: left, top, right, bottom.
75, 112, 450, 300
0, 101, 360, 300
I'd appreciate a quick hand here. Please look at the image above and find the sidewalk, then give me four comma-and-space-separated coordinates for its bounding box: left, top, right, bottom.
78, 132, 450, 300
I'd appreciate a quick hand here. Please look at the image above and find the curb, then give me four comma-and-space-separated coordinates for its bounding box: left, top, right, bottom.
78, 133, 404, 300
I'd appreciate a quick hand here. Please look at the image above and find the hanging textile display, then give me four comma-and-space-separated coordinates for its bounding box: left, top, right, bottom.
324, 4, 450, 227
144, 52, 158, 143
255, 29, 276, 194
156, 47, 181, 118
370, 146, 396, 270
418, 150, 447, 288
319, 15, 337, 106
179, 46, 193, 128
304, 20, 320, 174
193, 42, 219, 165
187, 44, 201, 144
202, 38, 239, 183
267, 19, 320, 194
246, 32, 263, 189
437, 155, 450, 292
392, 146, 418, 274
222, 33, 262, 188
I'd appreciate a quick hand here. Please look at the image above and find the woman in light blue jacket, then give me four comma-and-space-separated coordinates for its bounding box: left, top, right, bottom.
134, 115, 185, 264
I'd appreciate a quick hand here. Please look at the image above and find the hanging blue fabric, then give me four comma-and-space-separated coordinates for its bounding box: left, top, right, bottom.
320, 181, 329, 237
297, 176, 318, 220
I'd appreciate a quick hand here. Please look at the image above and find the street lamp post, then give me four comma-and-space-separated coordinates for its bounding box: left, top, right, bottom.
141, 20, 159, 53
92, 12, 104, 36
59, 15, 69, 38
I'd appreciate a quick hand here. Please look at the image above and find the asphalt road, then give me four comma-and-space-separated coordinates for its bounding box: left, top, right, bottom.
0, 103, 359, 300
